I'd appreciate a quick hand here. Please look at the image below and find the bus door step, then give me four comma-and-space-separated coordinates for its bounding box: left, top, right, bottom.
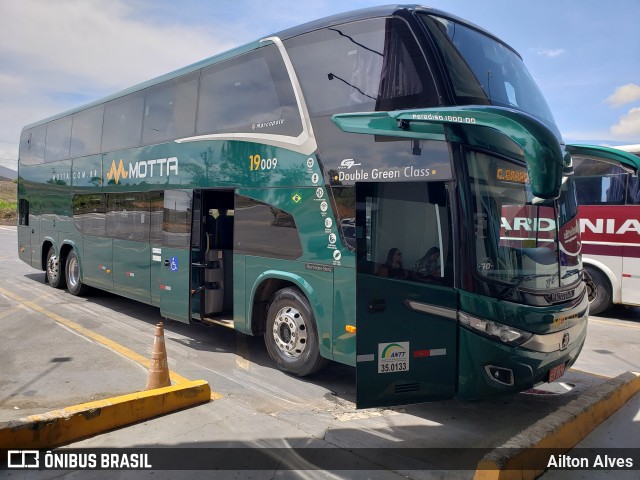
197, 316, 234, 330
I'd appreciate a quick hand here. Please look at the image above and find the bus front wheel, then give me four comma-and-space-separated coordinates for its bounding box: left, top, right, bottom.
264, 288, 328, 377
586, 266, 612, 316
46, 246, 66, 289
65, 250, 87, 296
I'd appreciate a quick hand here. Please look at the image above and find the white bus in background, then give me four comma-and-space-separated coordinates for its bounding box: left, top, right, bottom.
568, 144, 640, 315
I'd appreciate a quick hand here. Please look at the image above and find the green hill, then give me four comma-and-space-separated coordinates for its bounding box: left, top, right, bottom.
0, 180, 17, 224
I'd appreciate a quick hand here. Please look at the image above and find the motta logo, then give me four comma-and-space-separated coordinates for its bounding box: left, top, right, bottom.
106, 159, 128, 183
106, 157, 179, 184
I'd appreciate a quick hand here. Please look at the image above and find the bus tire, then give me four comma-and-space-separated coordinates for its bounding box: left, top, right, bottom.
46, 246, 66, 289
65, 250, 87, 296
586, 266, 612, 316
264, 287, 328, 377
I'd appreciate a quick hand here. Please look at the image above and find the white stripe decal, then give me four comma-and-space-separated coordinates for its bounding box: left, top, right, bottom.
357, 354, 375, 362
429, 349, 447, 356
582, 240, 640, 247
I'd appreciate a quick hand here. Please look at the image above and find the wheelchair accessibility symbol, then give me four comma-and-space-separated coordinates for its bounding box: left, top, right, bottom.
170, 257, 178, 272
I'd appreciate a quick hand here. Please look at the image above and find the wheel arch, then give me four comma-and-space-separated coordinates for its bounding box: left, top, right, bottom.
61, 241, 82, 276
582, 258, 621, 305
40, 237, 56, 271
248, 271, 330, 359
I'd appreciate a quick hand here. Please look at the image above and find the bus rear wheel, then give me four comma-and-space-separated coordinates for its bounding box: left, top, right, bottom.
264, 287, 328, 377
65, 250, 87, 296
586, 266, 612, 316
46, 246, 66, 289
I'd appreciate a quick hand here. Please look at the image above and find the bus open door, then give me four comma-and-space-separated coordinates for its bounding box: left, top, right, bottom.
355, 181, 458, 408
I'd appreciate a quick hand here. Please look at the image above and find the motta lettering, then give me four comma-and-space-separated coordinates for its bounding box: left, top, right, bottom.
107, 157, 178, 184
580, 218, 640, 236
52, 169, 99, 181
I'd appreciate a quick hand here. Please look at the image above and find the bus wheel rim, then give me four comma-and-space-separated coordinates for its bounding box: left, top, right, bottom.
272, 306, 308, 359
68, 256, 79, 287
47, 254, 59, 282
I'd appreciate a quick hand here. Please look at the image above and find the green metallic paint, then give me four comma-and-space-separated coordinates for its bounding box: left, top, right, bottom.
332, 266, 357, 366
457, 319, 586, 399
113, 240, 152, 304
158, 247, 191, 323
232, 255, 249, 335
356, 275, 458, 408
458, 289, 589, 335
332, 106, 565, 199
99, 139, 321, 192
245, 261, 334, 360
82, 237, 113, 292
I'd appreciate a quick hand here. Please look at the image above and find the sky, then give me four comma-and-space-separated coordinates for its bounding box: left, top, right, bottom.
0, 0, 638, 172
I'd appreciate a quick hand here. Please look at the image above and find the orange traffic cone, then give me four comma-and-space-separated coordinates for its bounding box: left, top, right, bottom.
145, 322, 171, 390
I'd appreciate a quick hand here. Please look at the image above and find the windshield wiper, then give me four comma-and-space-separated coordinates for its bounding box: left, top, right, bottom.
500, 274, 552, 300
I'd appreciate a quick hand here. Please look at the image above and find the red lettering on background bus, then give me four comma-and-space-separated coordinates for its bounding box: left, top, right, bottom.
499, 205, 556, 249
578, 205, 640, 245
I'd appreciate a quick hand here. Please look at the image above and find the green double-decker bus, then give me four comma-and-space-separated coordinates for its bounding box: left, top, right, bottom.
17, 5, 588, 408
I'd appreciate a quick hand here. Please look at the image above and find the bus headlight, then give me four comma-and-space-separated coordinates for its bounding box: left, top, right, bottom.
459, 313, 533, 347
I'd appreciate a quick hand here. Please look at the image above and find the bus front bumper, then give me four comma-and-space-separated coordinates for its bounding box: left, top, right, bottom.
456, 320, 588, 399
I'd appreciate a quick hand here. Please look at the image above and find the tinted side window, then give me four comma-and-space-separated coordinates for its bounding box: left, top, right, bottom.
71, 106, 104, 157
102, 93, 145, 152
285, 17, 435, 116
44, 116, 72, 162
330, 186, 356, 251
150, 191, 164, 243
107, 192, 150, 242
235, 195, 302, 260
163, 190, 192, 248
143, 73, 199, 144
573, 156, 628, 205
356, 182, 453, 286
20, 126, 46, 166
19, 199, 29, 226
73, 194, 106, 236
197, 44, 302, 137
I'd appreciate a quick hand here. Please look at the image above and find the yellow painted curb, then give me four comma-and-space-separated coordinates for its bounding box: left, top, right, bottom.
0, 380, 211, 449
473, 371, 640, 480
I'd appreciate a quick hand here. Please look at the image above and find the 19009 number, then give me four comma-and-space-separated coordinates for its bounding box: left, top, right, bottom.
379, 362, 408, 373
249, 154, 278, 171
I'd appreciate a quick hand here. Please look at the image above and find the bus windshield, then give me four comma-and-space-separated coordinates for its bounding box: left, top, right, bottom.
467, 152, 581, 296
419, 14, 557, 133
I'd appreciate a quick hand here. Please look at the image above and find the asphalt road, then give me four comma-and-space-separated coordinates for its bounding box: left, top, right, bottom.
0, 225, 638, 479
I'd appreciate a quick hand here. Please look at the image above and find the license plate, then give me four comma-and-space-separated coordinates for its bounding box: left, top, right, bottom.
548, 363, 566, 383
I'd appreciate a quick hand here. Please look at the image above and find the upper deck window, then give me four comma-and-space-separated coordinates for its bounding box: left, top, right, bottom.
102, 92, 145, 152
285, 17, 436, 116
197, 44, 302, 137
19, 125, 46, 166
44, 116, 72, 163
572, 155, 630, 205
419, 14, 556, 130
71, 106, 104, 158
143, 72, 198, 144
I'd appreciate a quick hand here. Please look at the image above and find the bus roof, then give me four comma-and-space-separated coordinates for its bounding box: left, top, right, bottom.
22, 4, 517, 131
567, 144, 640, 173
